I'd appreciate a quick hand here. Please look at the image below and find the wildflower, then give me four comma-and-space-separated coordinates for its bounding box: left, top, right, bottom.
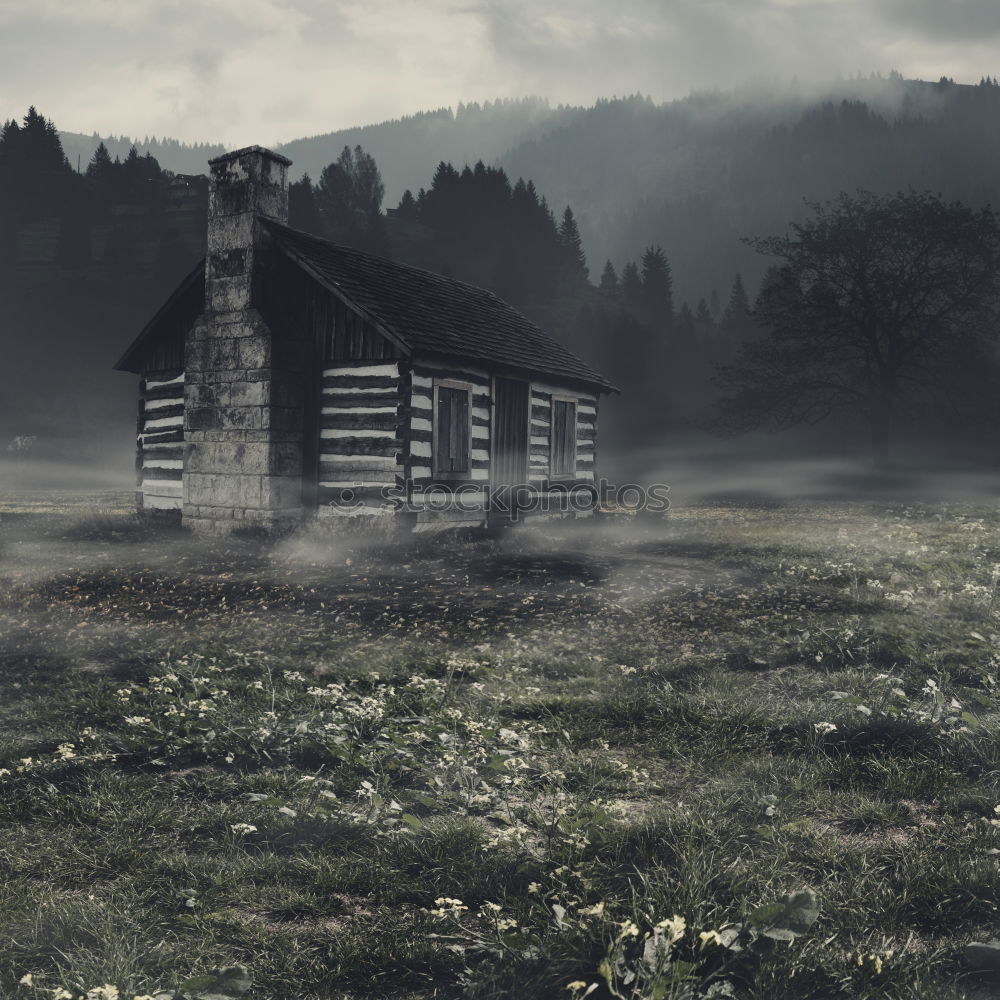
566, 982, 589, 992
527, 882, 541, 894
813, 722, 837, 735
579, 902, 605, 917
699, 929, 725, 947
230, 823, 257, 835
430, 897, 468, 917
51, 990, 74, 1000
619, 920, 641, 938
481, 901, 503, 914
656, 914, 686, 940
86, 987, 120, 1000
55, 743, 77, 760
18, 973, 33, 986
123, 716, 151, 726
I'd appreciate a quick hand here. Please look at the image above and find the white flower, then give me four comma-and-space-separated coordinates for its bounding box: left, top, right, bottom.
18, 973, 34, 986
230, 823, 257, 834
85, 987, 120, 1000
813, 722, 838, 735
655, 914, 686, 940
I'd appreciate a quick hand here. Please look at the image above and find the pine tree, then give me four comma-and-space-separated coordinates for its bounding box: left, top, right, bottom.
557, 205, 588, 281
599, 259, 619, 296
84, 141, 116, 207
640, 244, 674, 327
721, 273, 751, 331
289, 173, 323, 235
695, 297, 714, 326
86, 141, 113, 178
621, 261, 642, 303
396, 188, 417, 221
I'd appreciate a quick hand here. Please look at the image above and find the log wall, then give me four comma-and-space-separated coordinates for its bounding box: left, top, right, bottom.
138, 371, 184, 510
316, 361, 405, 516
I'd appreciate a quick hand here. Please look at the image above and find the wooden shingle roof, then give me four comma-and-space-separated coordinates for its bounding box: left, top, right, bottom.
262, 219, 616, 393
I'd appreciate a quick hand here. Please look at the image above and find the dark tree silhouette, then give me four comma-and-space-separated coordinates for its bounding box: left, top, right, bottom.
396, 188, 417, 220
640, 244, 674, 328
557, 206, 588, 281
695, 298, 714, 326
599, 259, 619, 297
289, 173, 323, 235
713, 190, 1000, 466
721, 273, 751, 332
315, 145, 386, 251
621, 260, 642, 304
86, 141, 113, 180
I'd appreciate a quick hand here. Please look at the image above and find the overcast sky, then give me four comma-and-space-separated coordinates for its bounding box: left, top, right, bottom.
1, 0, 997, 147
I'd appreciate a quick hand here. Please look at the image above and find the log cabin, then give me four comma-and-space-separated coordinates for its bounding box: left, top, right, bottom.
114, 146, 616, 533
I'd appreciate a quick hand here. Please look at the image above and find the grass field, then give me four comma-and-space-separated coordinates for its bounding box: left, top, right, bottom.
2, 495, 1000, 999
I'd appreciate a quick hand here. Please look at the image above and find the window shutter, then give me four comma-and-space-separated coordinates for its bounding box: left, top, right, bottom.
435, 386, 470, 475
451, 390, 469, 472
552, 400, 576, 476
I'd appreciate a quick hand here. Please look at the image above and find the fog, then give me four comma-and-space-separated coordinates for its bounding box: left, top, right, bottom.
3, 0, 998, 147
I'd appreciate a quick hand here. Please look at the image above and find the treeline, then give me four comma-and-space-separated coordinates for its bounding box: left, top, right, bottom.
286, 144, 756, 442
0, 106, 759, 461
0, 107, 206, 291
58, 131, 225, 180
0, 108, 208, 460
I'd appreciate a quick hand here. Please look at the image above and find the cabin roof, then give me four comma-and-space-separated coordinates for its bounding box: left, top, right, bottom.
263, 219, 616, 393
115, 219, 616, 393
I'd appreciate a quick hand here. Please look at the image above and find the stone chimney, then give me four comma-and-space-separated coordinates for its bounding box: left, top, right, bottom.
182, 146, 304, 534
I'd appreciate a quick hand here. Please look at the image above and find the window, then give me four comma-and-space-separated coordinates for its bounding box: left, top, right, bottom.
434, 382, 471, 477
551, 398, 577, 477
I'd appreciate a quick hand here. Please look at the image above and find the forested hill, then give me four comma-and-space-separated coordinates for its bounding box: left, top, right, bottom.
525, 75, 1000, 307
54, 74, 1000, 306
57, 132, 225, 177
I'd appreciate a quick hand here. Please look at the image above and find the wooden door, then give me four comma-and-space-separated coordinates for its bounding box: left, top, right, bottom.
492, 377, 529, 486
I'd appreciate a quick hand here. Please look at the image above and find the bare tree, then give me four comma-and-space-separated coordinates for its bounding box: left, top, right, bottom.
713, 190, 1000, 466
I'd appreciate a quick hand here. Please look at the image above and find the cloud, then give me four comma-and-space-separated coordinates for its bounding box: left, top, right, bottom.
0, 0, 995, 147
876, 0, 1000, 42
